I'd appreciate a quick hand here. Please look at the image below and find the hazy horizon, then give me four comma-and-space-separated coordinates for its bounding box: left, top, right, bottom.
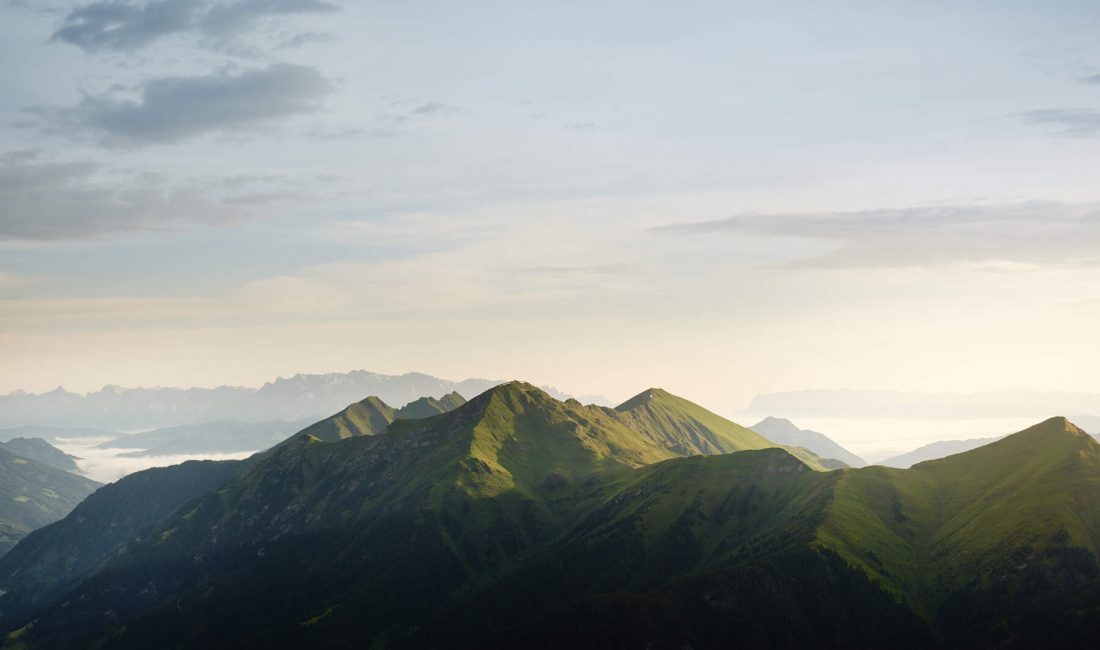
4, 1, 1100, 427
7, 364, 1100, 468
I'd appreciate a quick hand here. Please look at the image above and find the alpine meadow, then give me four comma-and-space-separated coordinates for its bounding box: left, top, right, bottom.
3, 2, 1100, 649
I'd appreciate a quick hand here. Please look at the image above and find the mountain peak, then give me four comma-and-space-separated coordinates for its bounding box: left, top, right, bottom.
752, 416, 801, 435
1010, 415, 1088, 441
914, 415, 1097, 472
614, 387, 673, 411
474, 380, 553, 405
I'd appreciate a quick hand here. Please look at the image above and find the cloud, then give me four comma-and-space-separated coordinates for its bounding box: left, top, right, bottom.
652, 201, 1100, 269
276, 30, 334, 49
524, 264, 631, 276
51, 0, 339, 52
1019, 108, 1100, 137
1083, 74, 1100, 85
43, 63, 331, 146
409, 102, 460, 117
0, 151, 312, 240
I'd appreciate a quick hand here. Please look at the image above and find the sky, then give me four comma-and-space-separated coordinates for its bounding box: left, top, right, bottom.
2, 0, 1100, 414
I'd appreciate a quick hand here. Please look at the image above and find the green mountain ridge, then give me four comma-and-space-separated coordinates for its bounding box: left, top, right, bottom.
293, 390, 467, 442
2, 385, 1098, 648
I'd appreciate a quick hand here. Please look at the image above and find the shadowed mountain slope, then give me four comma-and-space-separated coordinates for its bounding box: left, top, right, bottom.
0, 460, 243, 620
0, 448, 99, 557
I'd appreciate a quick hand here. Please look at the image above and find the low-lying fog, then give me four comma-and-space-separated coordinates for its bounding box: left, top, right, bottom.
53, 437, 257, 484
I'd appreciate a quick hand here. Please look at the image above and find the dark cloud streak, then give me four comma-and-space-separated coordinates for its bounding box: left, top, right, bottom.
1019, 108, 1100, 137
51, 0, 338, 52
44, 63, 331, 146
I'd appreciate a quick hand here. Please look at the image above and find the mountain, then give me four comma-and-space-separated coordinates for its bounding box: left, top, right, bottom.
0, 460, 243, 620
0, 425, 121, 444
99, 419, 317, 457
609, 389, 844, 470
0, 447, 100, 557
395, 391, 467, 419
98, 394, 469, 458
876, 435, 1002, 468
3, 387, 1098, 648
0, 383, 834, 646
293, 391, 467, 443
749, 416, 866, 467
0, 371, 501, 431
0, 438, 80, 473
816, 417, 1100, 646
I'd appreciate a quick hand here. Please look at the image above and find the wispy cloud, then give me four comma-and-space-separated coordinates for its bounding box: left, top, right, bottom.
0, 151, 313, 240
524, 264, 631, 276
653, 201, 1100, 269
37, 63, 332, 146
51, 0, 339, 52
408, 102, 460, 117
0, 272, 34, 291
1019, 108, 1100, 137
275, 30, 334, 50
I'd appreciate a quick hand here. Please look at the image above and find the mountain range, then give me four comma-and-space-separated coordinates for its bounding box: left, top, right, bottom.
0, 382, 1097, 647
0, 370, 507, 431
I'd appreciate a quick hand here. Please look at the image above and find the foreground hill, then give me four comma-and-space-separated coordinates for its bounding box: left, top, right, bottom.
2, 387, 1097, 648
0, 460, 243, 619
819, 417, 1100, 640
0, 448, 99, 557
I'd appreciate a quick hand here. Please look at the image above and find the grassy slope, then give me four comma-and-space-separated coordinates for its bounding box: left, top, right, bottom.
407, 449, 930, 649
290, 392, 467, 443
0, 439, 78, 473
294, 396, 396, 442
0, 460, 243, 624
9, 385, 1099, 649
611, 388, 844, 470
818, 417, 1100, 616
0, 448, 99, 556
